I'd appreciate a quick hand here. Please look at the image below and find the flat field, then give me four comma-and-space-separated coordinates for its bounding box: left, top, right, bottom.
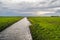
0, 16, 22, 32
28, 17, 60, 40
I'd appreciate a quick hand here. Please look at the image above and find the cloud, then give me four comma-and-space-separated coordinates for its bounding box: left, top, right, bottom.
0, 0, 60, 16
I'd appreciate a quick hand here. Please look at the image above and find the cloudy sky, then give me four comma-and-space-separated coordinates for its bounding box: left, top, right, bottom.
0, 0, 60, 16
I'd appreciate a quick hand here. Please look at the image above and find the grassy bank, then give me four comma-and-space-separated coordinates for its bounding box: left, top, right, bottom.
28, 17, 60, 40
0, 16, 23, 32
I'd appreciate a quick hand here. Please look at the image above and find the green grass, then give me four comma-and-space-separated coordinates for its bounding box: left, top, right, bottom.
28, 17, 60, 40
0, 16, 23, 32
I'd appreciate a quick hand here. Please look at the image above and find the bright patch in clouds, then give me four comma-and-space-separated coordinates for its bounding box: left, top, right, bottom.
0, 0, 60, 16
36, 11, 55, 14
34, 11, 55, 16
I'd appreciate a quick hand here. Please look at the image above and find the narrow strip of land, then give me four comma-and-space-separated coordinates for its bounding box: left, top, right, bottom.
0, 17, 32, 40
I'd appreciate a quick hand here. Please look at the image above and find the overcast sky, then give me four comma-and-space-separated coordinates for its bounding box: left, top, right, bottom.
0, 0, 60, 16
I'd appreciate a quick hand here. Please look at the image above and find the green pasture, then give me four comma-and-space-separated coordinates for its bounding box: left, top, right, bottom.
28, 17, 60, 40
0, 16, 22, 32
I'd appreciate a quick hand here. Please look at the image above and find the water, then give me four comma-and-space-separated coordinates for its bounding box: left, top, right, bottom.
0, 17, 32, 40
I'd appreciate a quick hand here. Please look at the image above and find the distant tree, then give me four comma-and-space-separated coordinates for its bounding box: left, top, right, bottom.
51, 16, 60, 17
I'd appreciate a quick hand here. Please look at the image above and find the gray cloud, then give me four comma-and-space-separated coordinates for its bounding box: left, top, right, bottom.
0, 0, 60, 16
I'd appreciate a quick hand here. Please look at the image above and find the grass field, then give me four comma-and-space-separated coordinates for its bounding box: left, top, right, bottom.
28, 17, 60, 40
0, 16, 22, 32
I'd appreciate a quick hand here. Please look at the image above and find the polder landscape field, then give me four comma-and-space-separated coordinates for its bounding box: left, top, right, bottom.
0, 16, 60, 40
0, 16, 22, 32
28, 17, 60, 40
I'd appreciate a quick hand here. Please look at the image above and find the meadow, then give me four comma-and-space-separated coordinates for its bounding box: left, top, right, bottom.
28, 17, 60, 40
0, 16, 22, 32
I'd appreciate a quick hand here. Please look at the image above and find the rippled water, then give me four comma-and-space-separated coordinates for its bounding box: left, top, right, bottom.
0, 17, 32, 40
